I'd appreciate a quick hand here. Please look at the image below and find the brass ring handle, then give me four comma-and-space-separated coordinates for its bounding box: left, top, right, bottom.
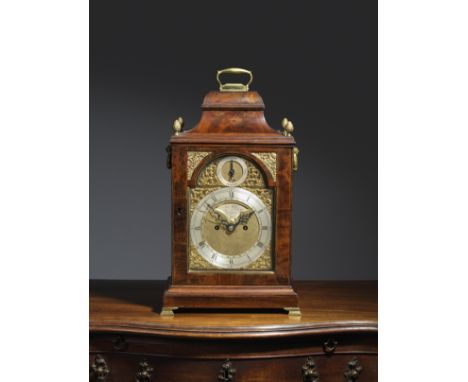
216, 68, 253, 92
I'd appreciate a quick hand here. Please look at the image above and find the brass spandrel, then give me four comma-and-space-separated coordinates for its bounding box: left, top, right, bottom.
187, 151, 211, 180
196, 159, 220, 186
244, 187, 273, 211
252, 152, 277, 181
243, 163, 266, 187
189, 245, 218, 270
189, 187, 220, 214
244, 245, 273, 270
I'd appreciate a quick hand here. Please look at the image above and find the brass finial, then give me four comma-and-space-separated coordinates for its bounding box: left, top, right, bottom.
172, 117, 184, 136
282, 118, 294, 136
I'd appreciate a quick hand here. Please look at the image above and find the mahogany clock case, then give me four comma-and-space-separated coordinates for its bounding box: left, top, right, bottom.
163, 89, 299, 311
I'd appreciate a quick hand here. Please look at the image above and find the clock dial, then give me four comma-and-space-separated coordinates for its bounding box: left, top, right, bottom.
190, 187, 271, 269
216, 156, 248, 186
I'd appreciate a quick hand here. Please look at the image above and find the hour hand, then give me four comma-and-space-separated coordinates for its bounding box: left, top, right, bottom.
236, 209, 255, 226
228, 160, 235, 180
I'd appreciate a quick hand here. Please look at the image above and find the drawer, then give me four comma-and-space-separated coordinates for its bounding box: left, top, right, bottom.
90, 352, 377, 381
90, 332, 377, 359
90, 332, 377, 381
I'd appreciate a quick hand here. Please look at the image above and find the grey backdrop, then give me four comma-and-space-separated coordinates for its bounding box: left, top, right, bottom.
90, 0, 377, 280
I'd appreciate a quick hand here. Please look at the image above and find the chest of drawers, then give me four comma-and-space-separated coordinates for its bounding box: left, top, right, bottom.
90, 281, 377, 381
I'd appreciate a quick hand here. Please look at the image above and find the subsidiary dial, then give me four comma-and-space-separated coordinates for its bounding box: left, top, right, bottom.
216, 156, 248, 186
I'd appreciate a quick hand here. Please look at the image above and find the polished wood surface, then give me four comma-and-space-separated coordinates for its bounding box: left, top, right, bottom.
91, 280, 377, 338
90, 281, 377, 381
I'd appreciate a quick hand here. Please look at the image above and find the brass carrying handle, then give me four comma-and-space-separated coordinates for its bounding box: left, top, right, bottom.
216, 68, 253, 92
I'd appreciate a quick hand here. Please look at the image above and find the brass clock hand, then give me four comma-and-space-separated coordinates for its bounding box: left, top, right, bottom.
215, 207, 240, 233
228, 160, 235, 180
214, 207, 231, 224
238, 209, 255, 225
206, 204, 220, 221
207, 205, 231, 228
203, 217, 221, 225
230, 209, 255, 232
207, 204, 250, 234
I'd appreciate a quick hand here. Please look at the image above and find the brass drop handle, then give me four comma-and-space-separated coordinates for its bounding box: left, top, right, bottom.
135, 359, 154, 382
293, 147, 299, 172
90, 354, 110, 381
302, 356, 320, 382
344, 358, 363, 382
216, 68, 253, 92
218, 359, 236, 381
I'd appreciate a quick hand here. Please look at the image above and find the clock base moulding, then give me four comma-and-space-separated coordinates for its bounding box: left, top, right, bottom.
161, 284, 300, 317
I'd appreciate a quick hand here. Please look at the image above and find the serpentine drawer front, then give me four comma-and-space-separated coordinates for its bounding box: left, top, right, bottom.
90, 280, 377, 382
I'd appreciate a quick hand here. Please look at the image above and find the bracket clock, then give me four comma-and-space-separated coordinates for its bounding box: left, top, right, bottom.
162, 68, 301, 316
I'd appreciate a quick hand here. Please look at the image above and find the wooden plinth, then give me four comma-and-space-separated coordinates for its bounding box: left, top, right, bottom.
162, 284, 299, 315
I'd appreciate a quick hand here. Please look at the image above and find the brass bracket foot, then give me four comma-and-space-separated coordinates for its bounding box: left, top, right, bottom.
284, 307, 301, 317
160, 306, 178, 317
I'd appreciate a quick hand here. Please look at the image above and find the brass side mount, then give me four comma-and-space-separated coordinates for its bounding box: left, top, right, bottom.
293, 147, 299, 172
